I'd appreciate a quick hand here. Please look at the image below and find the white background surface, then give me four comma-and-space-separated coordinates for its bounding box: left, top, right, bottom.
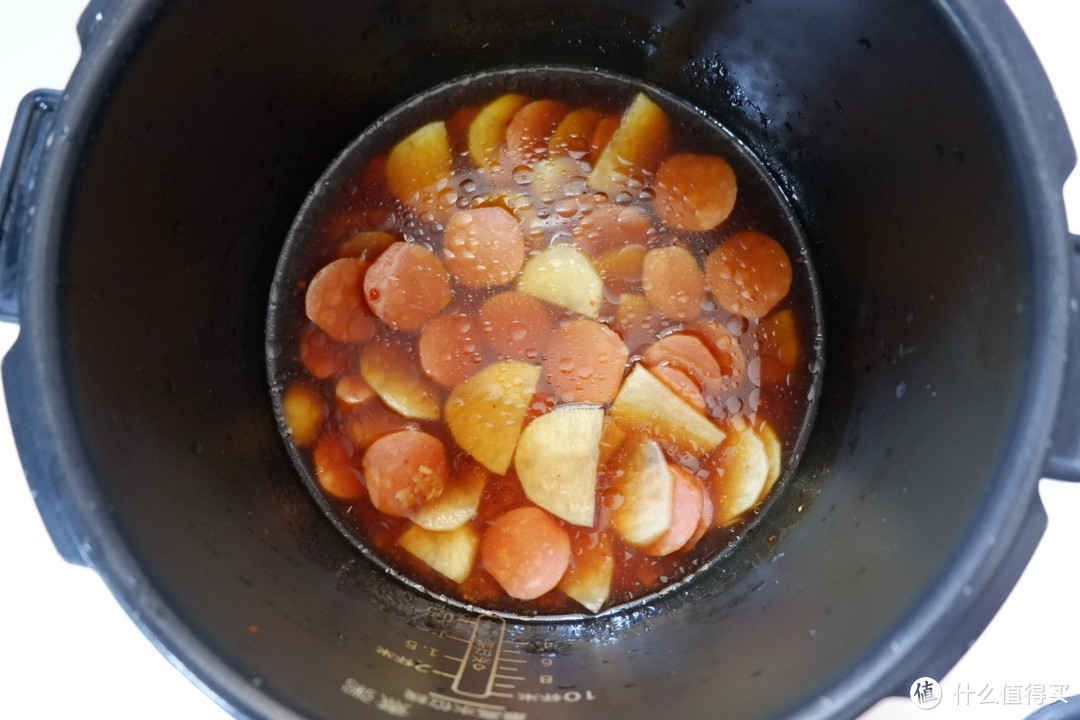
0, 2, 1077, 719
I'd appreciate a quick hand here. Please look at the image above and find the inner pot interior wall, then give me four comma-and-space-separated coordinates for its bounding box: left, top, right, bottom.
56, 0, 1028, 718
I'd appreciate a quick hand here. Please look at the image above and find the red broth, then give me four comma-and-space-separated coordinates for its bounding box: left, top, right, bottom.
268, 69, 821, 617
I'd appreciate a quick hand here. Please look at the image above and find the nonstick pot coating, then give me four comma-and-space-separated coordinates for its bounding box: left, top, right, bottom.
12, 0, 1069, 718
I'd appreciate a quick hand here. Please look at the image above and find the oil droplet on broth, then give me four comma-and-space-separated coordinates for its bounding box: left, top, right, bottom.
512, 165, 533, 185
554, 199, 579, 218
509, 322, 528, 341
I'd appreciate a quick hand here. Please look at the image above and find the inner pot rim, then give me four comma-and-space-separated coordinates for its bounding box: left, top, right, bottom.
266, 63, 826, 623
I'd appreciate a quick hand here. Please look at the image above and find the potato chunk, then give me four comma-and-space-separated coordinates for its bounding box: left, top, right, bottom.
385, 121, 453, 215
407, 461, 488, 531
558, 533, 614, 613
588, 92, 671, 194
516, 244, 603, 318
611, 365, 725, 454
281, 382, 326, 448
444, 360, 541, 474
469, 93, 531, 172
708, 426, 771, 526
515, 405, 604, 526
609, 436, 674, 547
359, 340, 442, 420
399, 524, 479, 583
756, 420, 783, 501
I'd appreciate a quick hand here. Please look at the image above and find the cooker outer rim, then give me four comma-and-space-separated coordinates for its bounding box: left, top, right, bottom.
2, 1, 1076, 719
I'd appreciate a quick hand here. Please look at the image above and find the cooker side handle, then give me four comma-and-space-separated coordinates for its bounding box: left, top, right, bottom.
76, 0, 123, 49
0, 90, 91, 566
0, 90, 61, 323
2, 338, 92, 567
1043, 235, 1080, 482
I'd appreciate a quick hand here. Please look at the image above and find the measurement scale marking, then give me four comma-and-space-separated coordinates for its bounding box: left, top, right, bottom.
429, 692, 507, 709
450, 614, 511, 699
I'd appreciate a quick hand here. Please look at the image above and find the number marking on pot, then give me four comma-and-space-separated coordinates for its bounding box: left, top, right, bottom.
435, 614, 524, 699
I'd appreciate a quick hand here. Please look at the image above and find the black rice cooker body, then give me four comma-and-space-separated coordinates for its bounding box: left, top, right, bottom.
2, 1, 1078, 719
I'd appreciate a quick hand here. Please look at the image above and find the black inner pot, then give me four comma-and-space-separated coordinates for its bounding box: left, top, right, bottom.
16, 0, 1071, 718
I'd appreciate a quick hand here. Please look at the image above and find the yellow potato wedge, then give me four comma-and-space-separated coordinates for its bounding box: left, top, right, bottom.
398, 524, 479, 583
281, 383, 326, 448
516, 244, 603, 318
609, 435, 674, 547
385, 121, 454, 214
359, 341, 442, 421
406, 462, 488, 531
469, 93, 531, 172
611, 364, 725, 454
444, 360, 541, 474
558, 533, 614, 613
756, 420, 783, 502
709, 427, 771, 526
514, 405, 604, 527
588, 92, 672, 194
